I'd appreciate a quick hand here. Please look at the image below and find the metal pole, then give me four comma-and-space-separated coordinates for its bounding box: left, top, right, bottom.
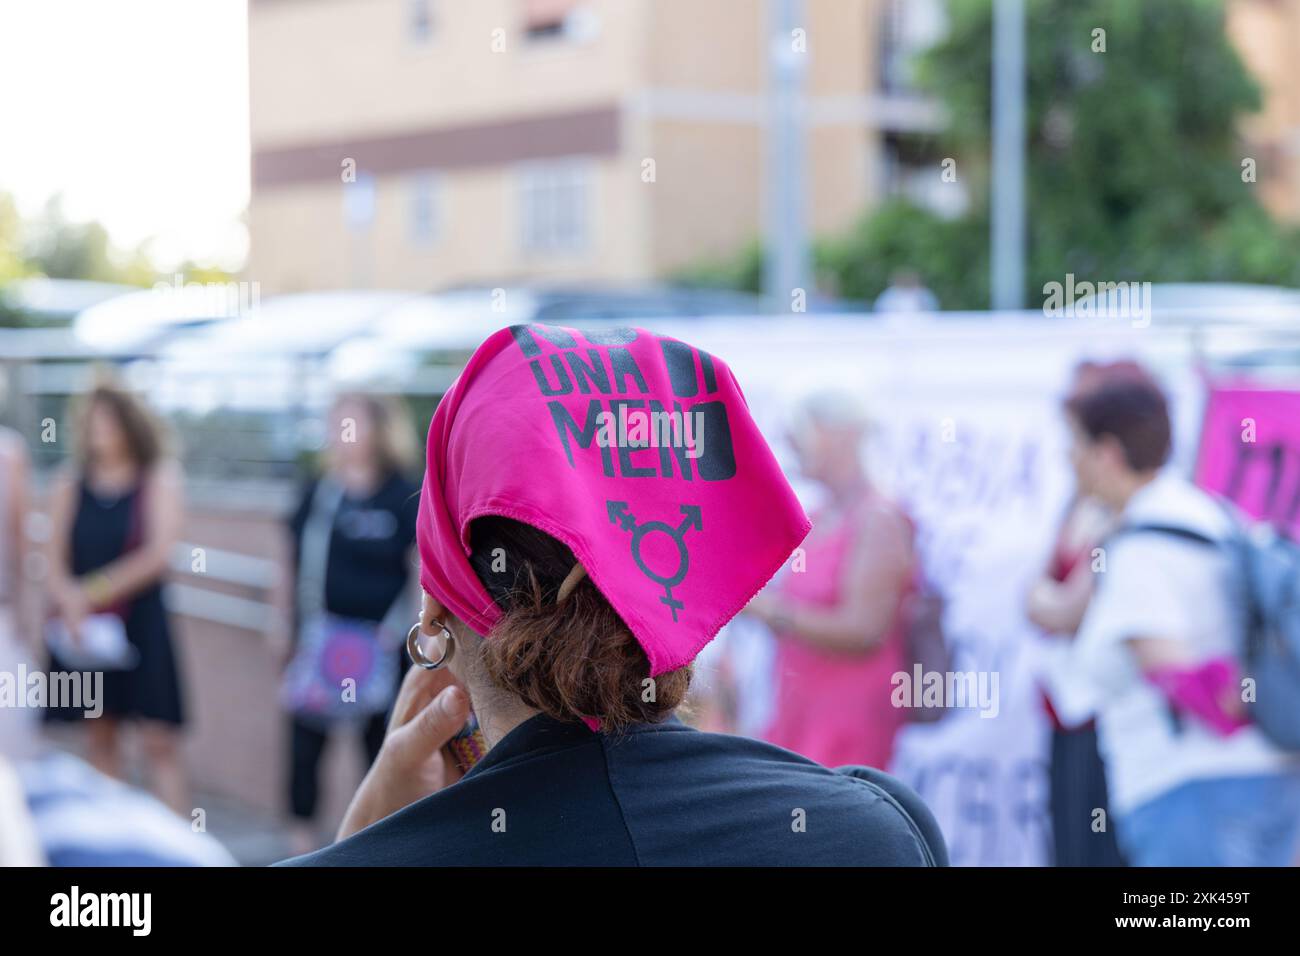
991, 0, 1026, 311
764, 0, 810, 313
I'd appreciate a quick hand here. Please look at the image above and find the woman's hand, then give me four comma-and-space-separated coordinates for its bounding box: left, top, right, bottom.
744, 592, 779, 626
335, 664, 472, 842
745, 592, 795, 635
56, 585, 91, 645
264, 610, 295, 668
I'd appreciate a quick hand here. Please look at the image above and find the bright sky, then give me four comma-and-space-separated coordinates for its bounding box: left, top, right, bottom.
0, 0, 250, 271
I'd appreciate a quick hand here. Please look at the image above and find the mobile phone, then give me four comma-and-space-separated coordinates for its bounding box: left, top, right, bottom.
443, 710, 488, 773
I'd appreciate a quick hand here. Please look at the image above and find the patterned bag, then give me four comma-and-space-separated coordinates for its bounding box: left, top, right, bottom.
280, 479, 402, 722
280, 613, 399, 720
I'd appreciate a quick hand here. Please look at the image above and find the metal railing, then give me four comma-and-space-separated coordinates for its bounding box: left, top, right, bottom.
166, 541, 279, 633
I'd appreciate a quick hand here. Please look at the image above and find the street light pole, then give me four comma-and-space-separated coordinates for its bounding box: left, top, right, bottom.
764, 0, 810, 313
991, 0, 1027, 311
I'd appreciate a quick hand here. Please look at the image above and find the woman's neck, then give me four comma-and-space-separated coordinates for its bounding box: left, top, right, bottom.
88, 455, 138, 493
823, 466, 870, 508
462, 677, 543, 749
474, 693, 541, 748
334, 459, 383, 496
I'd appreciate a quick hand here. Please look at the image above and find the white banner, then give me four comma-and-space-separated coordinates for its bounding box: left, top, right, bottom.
678, 315, 1207, 865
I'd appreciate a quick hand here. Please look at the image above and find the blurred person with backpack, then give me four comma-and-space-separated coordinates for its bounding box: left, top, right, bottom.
1063, 369, 1300, 866
744, 392, 915, 770
276, 393, 420, 855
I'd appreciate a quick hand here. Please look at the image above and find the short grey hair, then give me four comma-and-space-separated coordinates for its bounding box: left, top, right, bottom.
793, 389, 870, 432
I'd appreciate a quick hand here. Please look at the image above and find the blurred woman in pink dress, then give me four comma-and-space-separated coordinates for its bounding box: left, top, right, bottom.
746, 393, 914, 769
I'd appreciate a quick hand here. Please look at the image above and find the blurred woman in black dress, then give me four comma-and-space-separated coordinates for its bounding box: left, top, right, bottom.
46, 382, 187, 814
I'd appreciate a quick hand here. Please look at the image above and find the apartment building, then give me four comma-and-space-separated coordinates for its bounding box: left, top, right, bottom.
246, 0, 945, 293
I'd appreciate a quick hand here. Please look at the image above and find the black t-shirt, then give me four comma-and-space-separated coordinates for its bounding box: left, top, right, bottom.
288, 472, 419, 623
277, 713, 948, 867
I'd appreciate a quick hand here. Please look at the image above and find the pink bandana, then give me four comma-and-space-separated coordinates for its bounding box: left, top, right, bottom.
417, 324, 810, 676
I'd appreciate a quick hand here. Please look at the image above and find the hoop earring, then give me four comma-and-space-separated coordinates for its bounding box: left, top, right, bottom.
407, 621, 456, 670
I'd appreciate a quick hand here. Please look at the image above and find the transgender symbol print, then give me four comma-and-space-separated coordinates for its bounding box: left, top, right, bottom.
607, 500, 702, 622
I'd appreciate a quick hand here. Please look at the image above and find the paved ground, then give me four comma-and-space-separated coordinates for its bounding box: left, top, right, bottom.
38, 729, 337, 867
196, 789, 299, 866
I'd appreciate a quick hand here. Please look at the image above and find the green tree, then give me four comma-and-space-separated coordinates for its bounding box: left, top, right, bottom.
0, 192, 228, 325
0, 193, 26, 284
674, 239, 765, 295
0, 191, 238, 292
681, 0, 1300, 309
22, 195, 122, 282
0, 193, 31, 324
816, 200, 988, 308
921, 0, 1300, 300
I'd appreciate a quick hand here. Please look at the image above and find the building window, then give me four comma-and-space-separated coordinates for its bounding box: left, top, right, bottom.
879, 0, 946, 94
408, 174, 439, 245
519, 161, 590, 253
343, 171, 377, 234
881, 133, 967, 219
408, 0, 434, 44
524, 0, 577, 42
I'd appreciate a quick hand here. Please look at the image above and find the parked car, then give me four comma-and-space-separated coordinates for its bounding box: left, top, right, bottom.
1, 277, 135, 328
328, 284, 762, 387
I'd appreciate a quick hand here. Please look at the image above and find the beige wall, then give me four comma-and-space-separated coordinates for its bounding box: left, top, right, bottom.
1228, 0, 1300, 221
249, 154, 648, 292
250, 0, 648, 149
636, 0, 875, 276
806, 0, 874, 97
644, 0, 763, 91
644, 119, 763, 276
809, 124, 872, 235
641, 0, 874, 96
634, 120, 871, 280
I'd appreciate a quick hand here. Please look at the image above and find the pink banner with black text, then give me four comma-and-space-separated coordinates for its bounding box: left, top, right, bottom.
1195, 384, 1300, 537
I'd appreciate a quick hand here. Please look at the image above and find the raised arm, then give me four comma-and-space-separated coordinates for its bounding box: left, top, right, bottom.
1026, 558, 1095, 635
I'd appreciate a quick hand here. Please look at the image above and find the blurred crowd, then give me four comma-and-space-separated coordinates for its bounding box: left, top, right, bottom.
1, 355, 1298, 866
